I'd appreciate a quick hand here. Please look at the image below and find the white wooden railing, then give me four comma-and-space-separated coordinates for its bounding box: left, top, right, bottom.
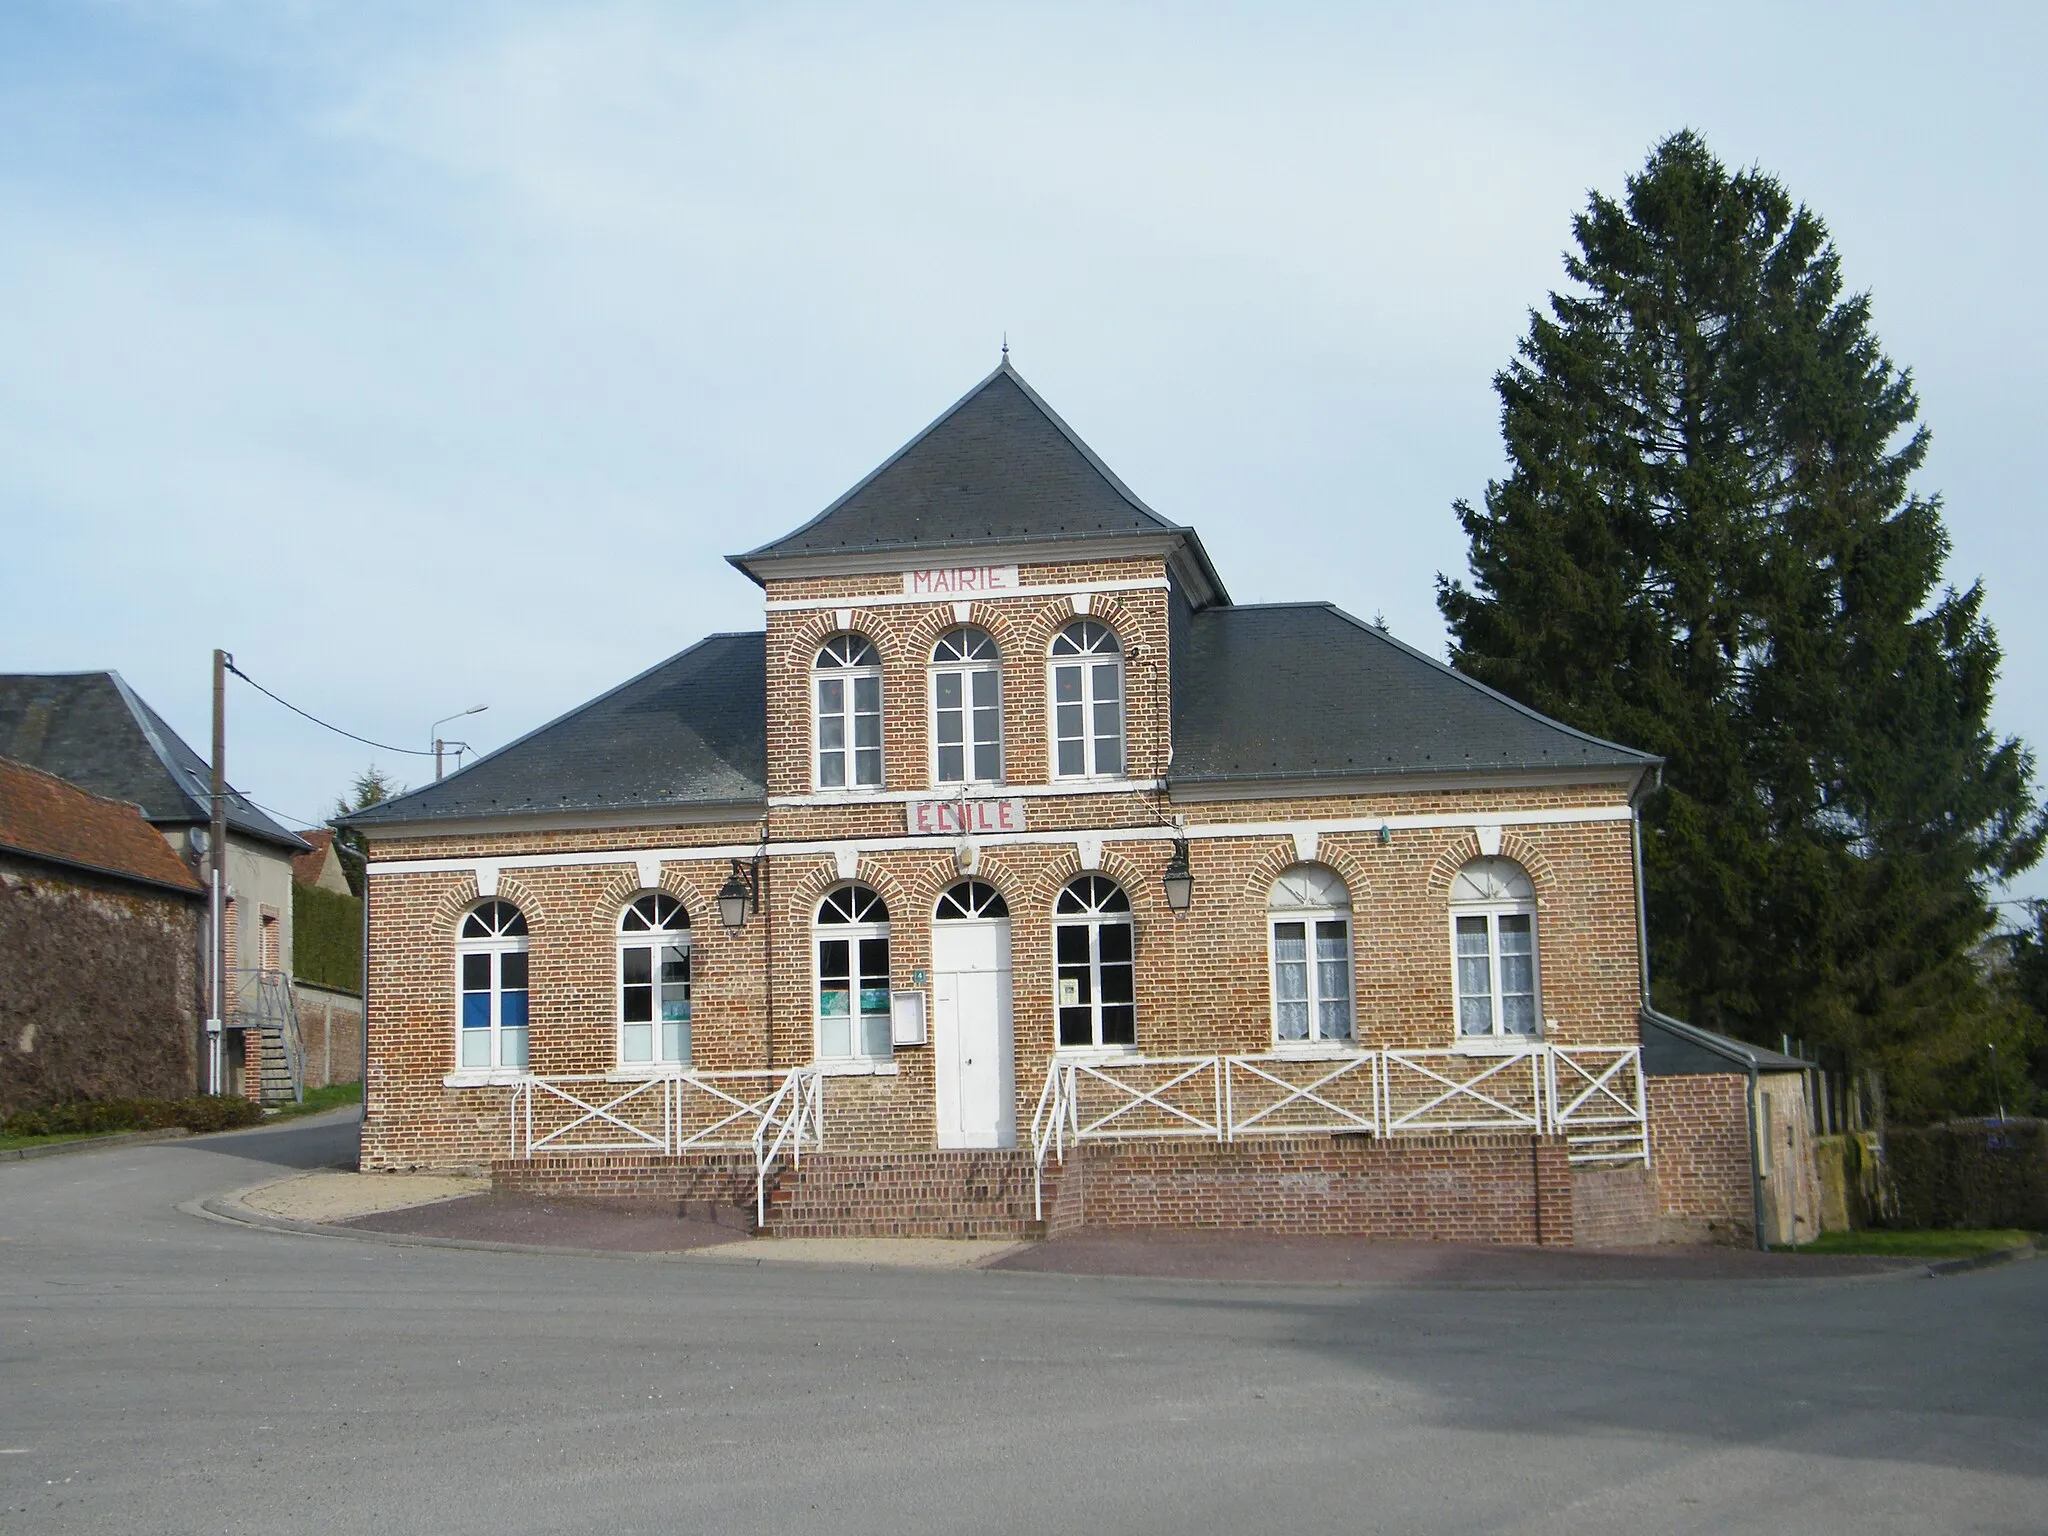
1031, 1044, 1648, 1219
506, 1067, 824, 1227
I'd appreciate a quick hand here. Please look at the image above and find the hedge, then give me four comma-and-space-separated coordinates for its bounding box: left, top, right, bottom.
293, 882, 362, 994
2, 1095, 265, 1137
1879, 1119, 2047, 1231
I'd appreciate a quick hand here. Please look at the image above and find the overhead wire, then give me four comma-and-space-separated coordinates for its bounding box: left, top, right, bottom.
223, 657, 436, 757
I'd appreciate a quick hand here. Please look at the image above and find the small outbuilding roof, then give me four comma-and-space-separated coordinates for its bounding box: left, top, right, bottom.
0, 671, 309, 853
344, 634, 768, 828
1170, 604, 1658, 786
0, 756, 204, 895
1640, 1009, 1814, 1075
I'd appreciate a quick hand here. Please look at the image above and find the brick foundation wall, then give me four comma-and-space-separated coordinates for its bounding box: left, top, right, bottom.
492, 1152, 759, 1212
1571, 1164, 1657, 1247
1047, 1134, 1575, 1245
1648, 1074, 1754, 1244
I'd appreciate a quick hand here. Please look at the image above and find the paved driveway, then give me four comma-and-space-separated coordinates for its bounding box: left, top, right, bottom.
2, 1114, 2042, 1535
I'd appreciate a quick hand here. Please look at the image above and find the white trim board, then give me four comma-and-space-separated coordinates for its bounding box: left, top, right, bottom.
367, 804, 1633, 880
769, 779, 1163, 808
765, 576, 1168, 615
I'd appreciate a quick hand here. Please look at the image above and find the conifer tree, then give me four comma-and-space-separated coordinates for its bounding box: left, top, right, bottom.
1438, 132, 2044, 1113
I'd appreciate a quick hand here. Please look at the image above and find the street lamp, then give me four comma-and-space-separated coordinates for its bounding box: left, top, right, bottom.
1161, 836, 1194, 912
718, 859, 760, 930
430, 705, 489, 780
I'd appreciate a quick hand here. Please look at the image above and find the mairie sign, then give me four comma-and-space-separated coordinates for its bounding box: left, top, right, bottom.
906, 798, 1027, 836
901, 564, 1020, 596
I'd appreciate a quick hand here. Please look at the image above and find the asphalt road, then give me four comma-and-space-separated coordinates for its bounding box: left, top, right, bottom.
2, 1114, 2042, 1536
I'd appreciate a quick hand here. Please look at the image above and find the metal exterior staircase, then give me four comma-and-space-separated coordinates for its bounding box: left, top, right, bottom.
232, 968, 305, 1106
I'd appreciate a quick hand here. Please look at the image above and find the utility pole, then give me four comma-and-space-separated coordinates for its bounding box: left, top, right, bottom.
208, 648, 230, 1096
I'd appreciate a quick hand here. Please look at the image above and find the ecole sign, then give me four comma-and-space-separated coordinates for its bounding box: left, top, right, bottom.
902, 565, 1020, 597
906, 798, 1027, 836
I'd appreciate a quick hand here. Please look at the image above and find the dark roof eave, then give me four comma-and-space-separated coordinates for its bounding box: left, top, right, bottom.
342, 796, 768, 830
1169, 757, 1659, 788
1640, 1008, 1814, 1072
0, 841, 205, 900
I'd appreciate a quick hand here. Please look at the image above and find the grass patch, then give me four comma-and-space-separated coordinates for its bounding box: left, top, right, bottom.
0, 1130, 126, 1153
1793, 1229, 2039, 1259
268, 1081, 364, 1119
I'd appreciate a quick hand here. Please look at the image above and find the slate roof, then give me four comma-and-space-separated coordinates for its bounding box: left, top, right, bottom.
0, 756, 204, 895
0, 672, 309, 852
1169, 604, 1658, 785
344, 634, 767, 827
732, 361, 1227, 602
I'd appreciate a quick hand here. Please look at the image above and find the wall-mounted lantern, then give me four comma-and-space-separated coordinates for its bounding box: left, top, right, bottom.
1161, 836, 1194, 912
717, 858, 760, 930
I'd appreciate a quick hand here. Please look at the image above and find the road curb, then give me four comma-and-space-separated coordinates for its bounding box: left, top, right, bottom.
1, 1128, 191, 1163
1926, 1240, 2043, 1277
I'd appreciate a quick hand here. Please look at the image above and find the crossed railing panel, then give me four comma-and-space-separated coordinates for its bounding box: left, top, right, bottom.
1032, 1043, 1649, 1209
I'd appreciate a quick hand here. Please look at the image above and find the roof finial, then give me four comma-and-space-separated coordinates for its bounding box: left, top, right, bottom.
1001, 332, 1009, 363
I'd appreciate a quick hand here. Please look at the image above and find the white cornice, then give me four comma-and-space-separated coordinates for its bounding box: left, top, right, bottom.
1167, 766, 1646, 803
356, 802, 763, 844
768, 779, 1164, 808
745, 533, 1186, 583
765, 576, 1169, 615
366, 803, 1632, 879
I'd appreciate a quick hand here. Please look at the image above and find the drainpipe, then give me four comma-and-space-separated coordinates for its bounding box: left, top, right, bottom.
1630, 766, 1660, 1006
359, 847, 370, 1150
1745, 1059, 1765, 1251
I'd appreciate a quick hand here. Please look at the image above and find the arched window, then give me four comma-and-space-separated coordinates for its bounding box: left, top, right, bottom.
934, 879, 1008, 920
457, 900, 528, 1070
814, 634, 883, 790
930, 628, 1002, 784
1450, 858, 1539, 1039
1054, 875, 1134, 1048
1269, 865, 1354, 1044
815, 884, 891, 1060
619, 893, 691, 1066
1049, 621, 1123, 779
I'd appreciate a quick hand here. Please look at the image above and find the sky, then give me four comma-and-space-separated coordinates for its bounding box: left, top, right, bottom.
3, 1, 2044, 911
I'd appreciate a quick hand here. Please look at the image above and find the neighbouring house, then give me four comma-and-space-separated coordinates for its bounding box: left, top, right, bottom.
344, 360, 1767, 1245
290, 829, 365, 1091
0, 670, 312, 1103
0, 756, 205, 1114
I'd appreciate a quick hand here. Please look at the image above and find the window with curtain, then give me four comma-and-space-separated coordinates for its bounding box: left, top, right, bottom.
1268, 864, 1354, 1044
1449, 858, 1539, 1039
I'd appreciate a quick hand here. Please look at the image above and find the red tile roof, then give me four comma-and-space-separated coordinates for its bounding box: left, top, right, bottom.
0, 756, 203, 894
293, 827, 334, 886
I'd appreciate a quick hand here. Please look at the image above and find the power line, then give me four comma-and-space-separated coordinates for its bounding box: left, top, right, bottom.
224, 658, 436, 757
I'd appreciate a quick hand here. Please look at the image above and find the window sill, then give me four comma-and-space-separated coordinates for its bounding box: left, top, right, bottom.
1449, 1036, 1545, 1056
1265, 1041, 1365, 1060
1052, 1046, 1142, 1065
442, 1069, 527, 1088
606, 1065, 692, 1081
812, 1059, 899, 1077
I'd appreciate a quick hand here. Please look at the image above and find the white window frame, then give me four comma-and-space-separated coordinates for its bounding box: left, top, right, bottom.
814, 634, 884, 791
1267, 865, 1355, 1048
814, 884, 893, 1063
929, 627, 1004, 786
1449, 859, 1541, 1043
1048, 621, 1125, 781
456, 900, 529, 1071
617, 893, 692, 1069
1053, 876, 1136, 1052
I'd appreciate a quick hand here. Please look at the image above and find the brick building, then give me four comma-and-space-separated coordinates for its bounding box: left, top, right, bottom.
348, 361, 1762, 1244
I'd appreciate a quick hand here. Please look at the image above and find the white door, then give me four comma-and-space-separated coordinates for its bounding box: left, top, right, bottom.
933, 918, 1013, 1149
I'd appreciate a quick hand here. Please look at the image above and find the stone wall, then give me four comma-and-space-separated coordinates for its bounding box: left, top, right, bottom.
0, 854, 201, 1114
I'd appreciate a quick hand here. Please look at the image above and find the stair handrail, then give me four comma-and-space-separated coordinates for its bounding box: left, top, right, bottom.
753, 1067, 821, 1229
1029, 1058, 1072, 1223
270, 970, 306, 1104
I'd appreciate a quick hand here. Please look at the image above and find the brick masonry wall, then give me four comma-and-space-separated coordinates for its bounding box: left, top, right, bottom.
492, 1152, 759, 1212
357, 548, 1650, 1178
1649, 1073, 1754, 1244
1048, 1134, 1576, 1245
292, 983, 363, 1090
1571, 1164, 1657, 1247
